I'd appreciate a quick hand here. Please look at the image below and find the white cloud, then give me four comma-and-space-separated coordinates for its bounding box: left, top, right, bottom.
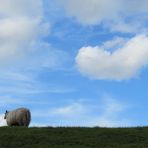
0, 18, 39, 62
76, 34, 148, 80
0, 0, 43, 18
59, 0, 148, 33
0, 114, 7, 127
59, 0, 120, 25
0, 0, 50, 63
102, 37, 127, 50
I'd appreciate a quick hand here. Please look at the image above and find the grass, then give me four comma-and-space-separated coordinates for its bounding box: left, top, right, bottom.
0, 126, 148, 147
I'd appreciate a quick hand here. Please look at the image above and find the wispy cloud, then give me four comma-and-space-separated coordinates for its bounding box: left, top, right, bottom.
0, 70, 34, 82
0, 96, 23, 107
31, 96, 130, 127
0, 84, 75, 95
51, 103, 86, 117
91, 96, 130, 127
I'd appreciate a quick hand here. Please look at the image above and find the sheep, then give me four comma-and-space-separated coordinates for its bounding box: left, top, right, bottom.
4, 108, 31, 127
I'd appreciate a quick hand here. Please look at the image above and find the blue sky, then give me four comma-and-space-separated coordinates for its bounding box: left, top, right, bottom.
1, 0, 148, 127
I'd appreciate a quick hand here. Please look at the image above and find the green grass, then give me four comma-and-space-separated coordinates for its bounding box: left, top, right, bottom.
0, 126, 148, 148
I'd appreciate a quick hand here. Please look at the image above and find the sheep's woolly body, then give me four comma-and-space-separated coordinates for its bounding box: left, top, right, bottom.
6, 108, 31, 127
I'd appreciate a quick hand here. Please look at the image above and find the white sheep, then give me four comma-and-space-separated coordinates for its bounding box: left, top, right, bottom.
4, 108, 31, 127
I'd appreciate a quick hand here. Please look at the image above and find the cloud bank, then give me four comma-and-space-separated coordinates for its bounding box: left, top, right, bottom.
60, 0, 120, 25
59, 0, 148, 33
0, 0, 49, 63
76, 35, 148, 80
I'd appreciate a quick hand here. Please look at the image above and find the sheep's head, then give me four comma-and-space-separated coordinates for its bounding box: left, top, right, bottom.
4, 110, 9, 119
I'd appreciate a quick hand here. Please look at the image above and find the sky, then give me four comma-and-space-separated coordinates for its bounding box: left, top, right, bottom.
0, 0, 148, 127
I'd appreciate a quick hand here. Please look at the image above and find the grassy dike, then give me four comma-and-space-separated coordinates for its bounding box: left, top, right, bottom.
0, 126, 148, 148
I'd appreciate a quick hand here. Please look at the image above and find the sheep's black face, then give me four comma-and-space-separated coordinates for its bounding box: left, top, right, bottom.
4, 110, 8, 119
